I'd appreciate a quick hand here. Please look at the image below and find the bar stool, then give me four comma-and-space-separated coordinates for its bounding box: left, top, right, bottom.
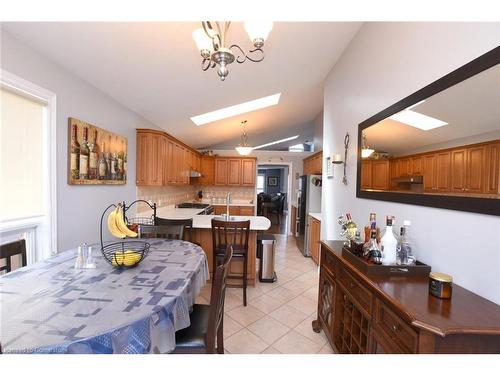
0, 239, 27, 274
211, 219, 250, 306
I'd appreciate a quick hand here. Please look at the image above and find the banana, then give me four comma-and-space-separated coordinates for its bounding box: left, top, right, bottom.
107, 208, 126, 239
114, 205, 138, 238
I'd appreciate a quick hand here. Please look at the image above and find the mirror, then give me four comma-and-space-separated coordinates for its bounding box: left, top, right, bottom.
357, 47, 500, 216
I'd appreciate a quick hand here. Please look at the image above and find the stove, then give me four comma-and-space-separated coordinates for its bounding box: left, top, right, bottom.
176, 202, 214, 215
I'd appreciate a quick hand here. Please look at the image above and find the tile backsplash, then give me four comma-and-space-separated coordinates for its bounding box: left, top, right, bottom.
136, 185, 255, 212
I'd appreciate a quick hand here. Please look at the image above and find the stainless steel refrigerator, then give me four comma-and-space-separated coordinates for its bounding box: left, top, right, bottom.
296, 175, 322, 256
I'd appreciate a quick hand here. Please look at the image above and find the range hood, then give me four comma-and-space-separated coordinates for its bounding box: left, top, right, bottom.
189, 170, 202, 178
391, 175, 423, 184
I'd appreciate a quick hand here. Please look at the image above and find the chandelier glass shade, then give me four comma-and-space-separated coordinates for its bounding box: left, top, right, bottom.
361, 133, 375, 158
192, 21, 273, 81
235, 120, 253, 155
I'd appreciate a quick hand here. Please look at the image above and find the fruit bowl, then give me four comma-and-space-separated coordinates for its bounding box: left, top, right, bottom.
101, 241, 150, 269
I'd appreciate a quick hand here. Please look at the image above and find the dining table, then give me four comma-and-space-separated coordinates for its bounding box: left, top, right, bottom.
0, 238, 209, 354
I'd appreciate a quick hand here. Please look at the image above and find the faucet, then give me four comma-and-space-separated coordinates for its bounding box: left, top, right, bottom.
226, 192, 231, 219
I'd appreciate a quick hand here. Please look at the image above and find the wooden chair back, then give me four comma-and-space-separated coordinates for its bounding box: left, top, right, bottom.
211, 219, 250, 256
155, 218, 194, 243
0, 239, 27, 274
138, 224, 185, 240
206, 245, 233, 353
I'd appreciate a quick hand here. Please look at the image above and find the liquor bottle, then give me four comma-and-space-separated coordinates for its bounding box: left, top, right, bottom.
345, 213, 357, 241
98, 142, 107, 180
111, 152, 118, 180
70, 124, 80, 180
364, 213, 376, 242
366, 228, 382, 264
396, 220, 416, 265
88, 129, 98, 179
79, 127, 90, 179
380, 215, 397, 265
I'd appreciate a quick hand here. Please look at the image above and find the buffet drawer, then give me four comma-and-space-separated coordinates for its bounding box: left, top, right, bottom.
337, 266, 373, 316
374, 299, 418, 353
321, 245, 337, 277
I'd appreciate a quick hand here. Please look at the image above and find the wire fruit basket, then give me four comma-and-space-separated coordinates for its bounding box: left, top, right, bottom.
100, 203, 152, 269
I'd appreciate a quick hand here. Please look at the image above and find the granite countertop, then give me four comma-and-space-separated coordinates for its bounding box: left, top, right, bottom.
309, 212, 322, 221
209, 202, 256, 207
137, 207, 270, 231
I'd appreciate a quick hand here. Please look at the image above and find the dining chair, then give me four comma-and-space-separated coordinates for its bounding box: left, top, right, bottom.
211, 219, 250, 306
138, 224, 185, 240
154, 218, 196, 244
0, 239, 27, 274
173, 245, 233, 354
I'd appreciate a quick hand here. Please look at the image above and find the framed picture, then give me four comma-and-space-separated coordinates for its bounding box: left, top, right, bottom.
68, 117, 128, 185
267, 176, 278, 186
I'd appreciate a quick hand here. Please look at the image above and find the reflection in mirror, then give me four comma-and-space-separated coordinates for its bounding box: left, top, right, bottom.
360, 63, 499, 199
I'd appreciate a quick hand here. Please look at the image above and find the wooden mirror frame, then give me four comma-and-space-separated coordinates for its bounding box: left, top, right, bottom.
356, 46, 500, 216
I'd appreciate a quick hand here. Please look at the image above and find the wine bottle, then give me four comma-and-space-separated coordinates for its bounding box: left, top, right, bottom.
70, 124, 80, 180
89, 129, 98, 179
380, 215, 397, 265
98, 142, 107, 180
364, 213, 376, 242
366, 228, 382, 264
79, 127, 90, 179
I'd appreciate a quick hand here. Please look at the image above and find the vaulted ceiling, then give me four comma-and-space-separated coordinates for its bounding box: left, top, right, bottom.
2, 22, 362, 149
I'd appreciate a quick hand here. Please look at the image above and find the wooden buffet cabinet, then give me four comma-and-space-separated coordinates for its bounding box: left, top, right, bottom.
136, 129, 256, 187
361, 139, 500, 196
313, 240, 500, 354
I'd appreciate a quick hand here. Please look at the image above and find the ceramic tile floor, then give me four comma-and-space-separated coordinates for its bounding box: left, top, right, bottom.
194, 234, 335, 354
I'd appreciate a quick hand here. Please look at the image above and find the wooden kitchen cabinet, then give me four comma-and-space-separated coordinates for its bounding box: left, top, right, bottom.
290, 205, 297, 236
136, 130, 163, 186
199, 156, 215, 185
227, 159, 242, 186
308, 215, 321, 265
303, 151, 323, 175
214, 158, 228, 185
371, 160, 390, 190
423, 154, 437, 192
361, 160, 372, 189
435, 151, 451, 191
411, 156, 422, 175
451, 148, 467, 192
213, 205, 255, 216
239, 206, 255, 215
485, 143, 500, 194
400, 158, 411, 176
313, 241, 500, 354
466, 146, 486, 193
241, 158, 256, 186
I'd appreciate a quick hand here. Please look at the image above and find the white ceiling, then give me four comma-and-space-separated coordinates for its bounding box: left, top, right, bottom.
365, 63, 500, 156
2, 22, 362, 149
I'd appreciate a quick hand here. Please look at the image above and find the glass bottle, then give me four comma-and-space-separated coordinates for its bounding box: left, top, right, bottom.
98, 142, 107, 180
397, 220, 415, 265
70, 124, 80, 180
89, 129, 98, 179
345, 213, 357, 241
364, 213, 376, 243
380, 215, 397, 265
84, 246, 96, 269
79, 127, 90, 179
366, 228, 382, 264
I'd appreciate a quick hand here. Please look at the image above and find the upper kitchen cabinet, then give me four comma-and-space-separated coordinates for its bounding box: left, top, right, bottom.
136, 129, 201, 186
303, 151, 323, 175
199, 156, 215, 185
136, 130, 163, 186
214, 156, 256, 186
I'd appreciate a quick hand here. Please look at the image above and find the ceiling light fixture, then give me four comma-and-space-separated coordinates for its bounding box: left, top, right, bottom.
192, 21, 273, 81
190, 93, 281, 126
235, 120, 253, 156
253, 135, 300, 150
361, 133, 375, 158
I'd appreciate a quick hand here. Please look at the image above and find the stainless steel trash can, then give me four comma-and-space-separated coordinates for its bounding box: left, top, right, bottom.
257, 233, 277, 283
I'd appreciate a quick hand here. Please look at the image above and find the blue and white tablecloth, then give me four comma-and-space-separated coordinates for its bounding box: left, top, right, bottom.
0, 239, 209, 354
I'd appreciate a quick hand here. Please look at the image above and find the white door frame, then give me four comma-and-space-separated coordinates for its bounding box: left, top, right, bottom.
0, 69, 57, 261
256, 161, 293, 234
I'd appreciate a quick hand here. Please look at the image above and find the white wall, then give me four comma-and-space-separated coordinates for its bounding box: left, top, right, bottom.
1, 31, 160, 251
313, 111, 324, 151
322, 22, 500, 304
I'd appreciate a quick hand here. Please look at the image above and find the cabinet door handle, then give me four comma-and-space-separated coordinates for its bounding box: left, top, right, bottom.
350, 282, 355, 288
392, 324, 400, 333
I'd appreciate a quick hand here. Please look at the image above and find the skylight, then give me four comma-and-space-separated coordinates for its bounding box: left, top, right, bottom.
252, 135, 300, 150
389, 101, 448, 131
288, 143, 304, 152
190, 93, 281, 126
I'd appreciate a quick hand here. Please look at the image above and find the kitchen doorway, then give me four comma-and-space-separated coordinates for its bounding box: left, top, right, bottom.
256, 163, 291, 235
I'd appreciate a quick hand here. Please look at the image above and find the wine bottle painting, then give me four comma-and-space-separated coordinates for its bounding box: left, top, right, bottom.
68, 117, 127, 185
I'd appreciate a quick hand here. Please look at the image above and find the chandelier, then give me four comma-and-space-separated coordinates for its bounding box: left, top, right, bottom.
192, 21, 273, 81
235, 120, 253, 156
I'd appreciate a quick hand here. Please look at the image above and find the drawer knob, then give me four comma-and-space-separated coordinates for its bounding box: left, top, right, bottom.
350, 282, 355, 289
392, 324, 399, 332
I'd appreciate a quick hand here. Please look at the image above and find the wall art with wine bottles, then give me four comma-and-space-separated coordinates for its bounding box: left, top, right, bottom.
68, 117, 128, 185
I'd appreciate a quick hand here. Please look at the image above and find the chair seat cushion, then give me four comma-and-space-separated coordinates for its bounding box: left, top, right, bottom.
214, 244, 246, 257
174, 304, 210, 350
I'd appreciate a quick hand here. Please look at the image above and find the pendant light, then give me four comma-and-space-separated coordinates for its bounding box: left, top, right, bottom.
361, 133, 375, 158
235, 120, 253, 156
